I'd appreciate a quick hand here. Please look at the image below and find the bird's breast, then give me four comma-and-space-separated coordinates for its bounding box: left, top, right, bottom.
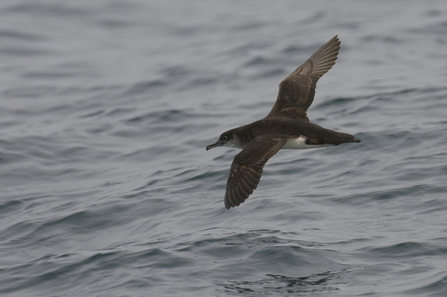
282, 135, 331, 149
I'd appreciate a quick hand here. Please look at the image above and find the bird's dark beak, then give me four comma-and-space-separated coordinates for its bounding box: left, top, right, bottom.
206, 140, 223, 151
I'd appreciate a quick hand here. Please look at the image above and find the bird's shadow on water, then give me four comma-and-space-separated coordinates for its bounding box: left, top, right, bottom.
216, 269, 350, 295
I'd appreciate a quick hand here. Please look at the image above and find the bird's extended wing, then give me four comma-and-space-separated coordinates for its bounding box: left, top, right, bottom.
225, 136, 287, 209
267, 36, 340, 121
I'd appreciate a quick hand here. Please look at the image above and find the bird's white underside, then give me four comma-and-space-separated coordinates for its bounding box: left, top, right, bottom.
282, 135, 331, 149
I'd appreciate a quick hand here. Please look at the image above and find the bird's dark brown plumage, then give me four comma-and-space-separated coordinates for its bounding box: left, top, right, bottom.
206, 36, 360, 209
268, 35, 340, 121
224, 137, 287, 209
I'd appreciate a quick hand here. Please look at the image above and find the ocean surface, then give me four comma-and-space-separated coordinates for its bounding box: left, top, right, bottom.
1, 0, 447, 296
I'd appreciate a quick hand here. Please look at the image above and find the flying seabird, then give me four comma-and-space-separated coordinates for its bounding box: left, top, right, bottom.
206, 36, 360, 209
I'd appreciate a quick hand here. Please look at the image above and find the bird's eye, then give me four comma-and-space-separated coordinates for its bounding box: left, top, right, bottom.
222, 135, 228, 140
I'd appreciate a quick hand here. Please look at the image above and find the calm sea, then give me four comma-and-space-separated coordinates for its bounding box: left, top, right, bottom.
1, 0, 447, 296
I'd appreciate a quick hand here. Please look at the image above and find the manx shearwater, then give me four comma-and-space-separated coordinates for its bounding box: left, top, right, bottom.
206, 36, 360, 209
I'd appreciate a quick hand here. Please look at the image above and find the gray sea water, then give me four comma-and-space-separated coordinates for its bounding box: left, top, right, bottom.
1, 0, 447, 296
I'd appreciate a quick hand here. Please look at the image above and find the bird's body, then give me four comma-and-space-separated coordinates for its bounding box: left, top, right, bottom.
223, 117, 357, 149
206, 36, 360, 209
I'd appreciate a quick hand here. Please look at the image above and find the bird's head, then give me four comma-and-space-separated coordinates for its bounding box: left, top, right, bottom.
206, 131, 236, 151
